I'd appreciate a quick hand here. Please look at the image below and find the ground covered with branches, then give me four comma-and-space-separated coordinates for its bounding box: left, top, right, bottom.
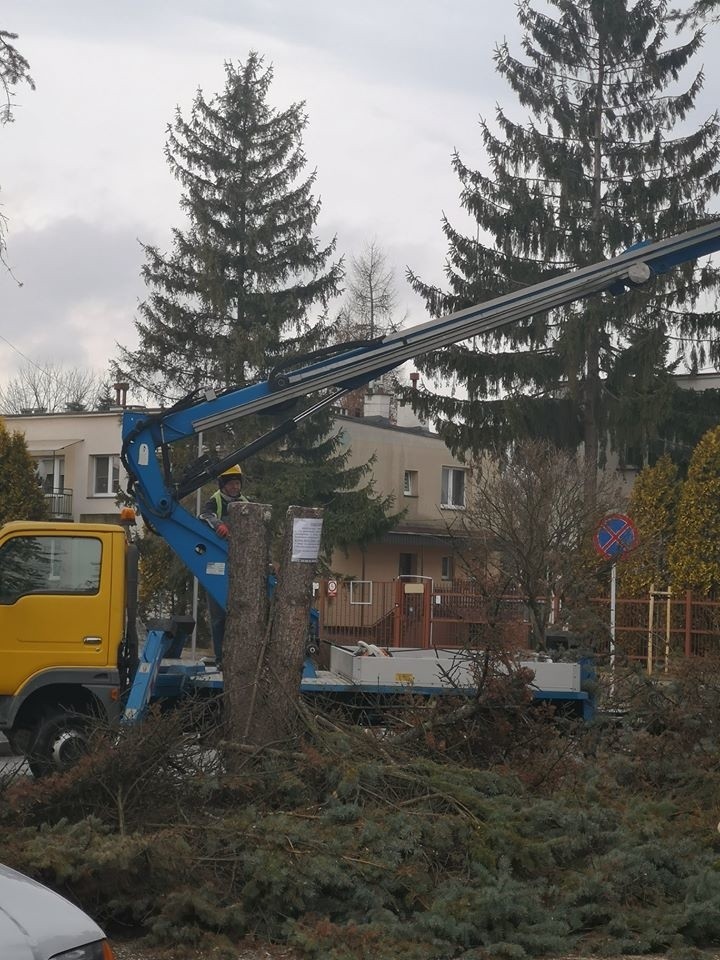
3, 661, 720, 960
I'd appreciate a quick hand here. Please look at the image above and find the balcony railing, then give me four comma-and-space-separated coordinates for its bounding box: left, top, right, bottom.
44, 488, 73, 521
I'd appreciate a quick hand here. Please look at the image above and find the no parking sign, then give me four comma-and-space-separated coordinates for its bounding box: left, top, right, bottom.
594, 513, 638, 561
327, 579, 338, 597
594, 512, 638, 683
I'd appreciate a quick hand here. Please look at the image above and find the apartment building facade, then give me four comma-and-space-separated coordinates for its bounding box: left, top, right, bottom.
3, 390, 471, 583
332, 410, 470, 582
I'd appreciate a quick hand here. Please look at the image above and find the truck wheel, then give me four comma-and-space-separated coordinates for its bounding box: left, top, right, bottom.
27, 709, 89, 778
5, 728, 31, 756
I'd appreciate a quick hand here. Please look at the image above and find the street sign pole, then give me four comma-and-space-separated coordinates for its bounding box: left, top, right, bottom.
610, 562, 617, 694
594, 512, 639, 700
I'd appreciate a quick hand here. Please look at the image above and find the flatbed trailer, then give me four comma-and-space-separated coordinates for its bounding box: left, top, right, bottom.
131, 633, 595, 723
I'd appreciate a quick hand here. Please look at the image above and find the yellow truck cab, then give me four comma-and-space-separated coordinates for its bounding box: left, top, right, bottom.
0, 520, 133, 775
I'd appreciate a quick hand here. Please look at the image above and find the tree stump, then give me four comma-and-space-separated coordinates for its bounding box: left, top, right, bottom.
267, 505, 324, 721
224, 503, 323, 748
223, 501, 272, 748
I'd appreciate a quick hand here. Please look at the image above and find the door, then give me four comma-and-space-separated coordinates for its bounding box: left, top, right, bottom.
394, 578, 432, 648
0, 531, 114, 696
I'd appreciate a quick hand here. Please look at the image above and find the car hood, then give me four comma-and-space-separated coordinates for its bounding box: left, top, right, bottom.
0, 862, 104, 959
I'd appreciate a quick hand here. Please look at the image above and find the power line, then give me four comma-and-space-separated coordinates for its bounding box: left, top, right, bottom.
0, 331, 46, 372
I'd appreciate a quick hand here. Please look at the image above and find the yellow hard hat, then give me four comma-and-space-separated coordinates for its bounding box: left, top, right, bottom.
218, 464, 243, 485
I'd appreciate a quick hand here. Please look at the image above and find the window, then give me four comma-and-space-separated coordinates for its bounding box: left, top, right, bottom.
441, 466, 466, 508
92, 455, 120, 496
441, 556, 454, 581
35, 456, 65, 494
399, 553, 418, 576
619, 445, 644, 472
403, 470, 418, 496
0, 536, 102, 603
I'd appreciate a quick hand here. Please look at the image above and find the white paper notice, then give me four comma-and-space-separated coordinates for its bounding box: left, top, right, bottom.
292, 517, 323, 562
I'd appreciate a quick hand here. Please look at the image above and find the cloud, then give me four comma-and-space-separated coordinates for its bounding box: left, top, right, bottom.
0, 1, 506, 387
3, 0, 716, 399
0, 217, 146, 378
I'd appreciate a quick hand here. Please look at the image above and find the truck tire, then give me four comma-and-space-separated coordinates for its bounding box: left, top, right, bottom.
5, 728, 31, 756
27, 709, 90, 778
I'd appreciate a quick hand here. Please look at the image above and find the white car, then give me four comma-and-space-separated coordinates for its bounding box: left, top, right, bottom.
0, 861, 116, 959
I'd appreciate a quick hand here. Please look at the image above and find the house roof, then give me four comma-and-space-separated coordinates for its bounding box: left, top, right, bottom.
336, 413, 436, 438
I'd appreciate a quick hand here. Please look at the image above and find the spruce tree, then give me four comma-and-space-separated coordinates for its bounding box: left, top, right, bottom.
408, 0, 720, 489
1, 29, 34, 265
118, 54, 342, 395
0, 419, 47, 523
116, 53, 398, 555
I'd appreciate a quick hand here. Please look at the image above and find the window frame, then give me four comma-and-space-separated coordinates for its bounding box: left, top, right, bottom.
440, 466, 466, 509
403, 469, 418, 497
92, 454, 120, 497
441, 556, 455, 581
35, 455, 65, 494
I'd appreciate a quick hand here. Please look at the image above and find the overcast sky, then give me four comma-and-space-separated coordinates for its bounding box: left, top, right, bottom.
1, 1, 717, 399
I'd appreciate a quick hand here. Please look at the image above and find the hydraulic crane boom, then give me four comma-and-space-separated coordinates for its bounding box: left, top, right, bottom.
120, 218, 720, 609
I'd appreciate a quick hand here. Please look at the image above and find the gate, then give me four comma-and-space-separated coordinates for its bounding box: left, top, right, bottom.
392, 577, 432, 647
317, 577, 432, 648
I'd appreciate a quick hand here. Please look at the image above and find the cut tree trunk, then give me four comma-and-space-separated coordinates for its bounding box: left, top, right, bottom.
223, 500, 272, 750
224, 502, 323, 749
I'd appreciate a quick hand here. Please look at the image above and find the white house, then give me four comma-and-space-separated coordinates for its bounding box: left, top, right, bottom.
3, 408, 130, 524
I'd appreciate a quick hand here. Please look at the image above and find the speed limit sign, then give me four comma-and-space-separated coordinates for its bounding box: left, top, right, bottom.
327, 579, 338, 597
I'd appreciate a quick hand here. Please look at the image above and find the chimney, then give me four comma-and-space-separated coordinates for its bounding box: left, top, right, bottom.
410, 371, 419, 391
113, 382, 129, 408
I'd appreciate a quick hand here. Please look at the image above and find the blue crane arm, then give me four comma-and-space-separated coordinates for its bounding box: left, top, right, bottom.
120, 218, 720, 609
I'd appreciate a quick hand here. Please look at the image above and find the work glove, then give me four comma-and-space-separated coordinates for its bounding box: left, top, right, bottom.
216, 523, 229, 539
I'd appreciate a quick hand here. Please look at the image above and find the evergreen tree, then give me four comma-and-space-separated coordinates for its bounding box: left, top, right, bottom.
668, 425, 720, 591
1, 29, 34, 265
0, 419, 47, 523
137, 532, 198, 628
0, 30, 31, 124
116, 53, 398, 555
408, 0, 720, 492
118, 54, 342, 395
681, 0, 720, 24
94, 384, 115, 412
621, 453, 681, 595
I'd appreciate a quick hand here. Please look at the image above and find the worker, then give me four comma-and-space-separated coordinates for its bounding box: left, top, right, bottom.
199, 464, 247, 668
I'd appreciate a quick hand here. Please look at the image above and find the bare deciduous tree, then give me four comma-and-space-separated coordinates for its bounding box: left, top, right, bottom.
456, 440, 621, 649
336, 239, 407, 342
334, 239, 410, 402
0, 362, 107, 414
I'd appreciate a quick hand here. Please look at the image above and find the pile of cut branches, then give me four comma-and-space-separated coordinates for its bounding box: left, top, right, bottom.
3, 657, 720, 960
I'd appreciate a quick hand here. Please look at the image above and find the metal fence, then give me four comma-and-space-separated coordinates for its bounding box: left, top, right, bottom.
316, 579, 720, 670
593, 590, 720, 667
44, 488, 73, 521
317, 579, 533, 650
